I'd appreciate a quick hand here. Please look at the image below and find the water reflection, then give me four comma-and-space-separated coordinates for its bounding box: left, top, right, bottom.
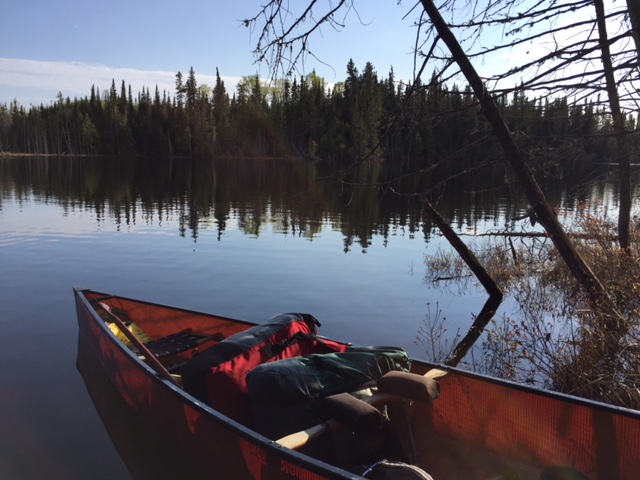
4, 155, 637, 480
1, 155, 628, 251
76, 334, 211, 480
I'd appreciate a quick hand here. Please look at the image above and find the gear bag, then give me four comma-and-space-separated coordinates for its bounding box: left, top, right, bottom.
181, 313, 349, 425
247, 346, 412, 439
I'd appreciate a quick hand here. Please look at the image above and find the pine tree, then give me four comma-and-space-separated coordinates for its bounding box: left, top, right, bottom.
212, 68, 230, 153
175, 71, 185, 109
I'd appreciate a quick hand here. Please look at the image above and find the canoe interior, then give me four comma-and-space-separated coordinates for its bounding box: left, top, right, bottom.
77, 289, 640, 480
84, 290, 254, 367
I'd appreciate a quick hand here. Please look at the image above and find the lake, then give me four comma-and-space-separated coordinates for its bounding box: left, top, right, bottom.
0, 155, 634, 479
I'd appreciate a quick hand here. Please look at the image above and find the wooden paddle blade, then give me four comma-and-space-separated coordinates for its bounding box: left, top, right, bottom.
425, 368, 449, 380
276, 422, 331, 450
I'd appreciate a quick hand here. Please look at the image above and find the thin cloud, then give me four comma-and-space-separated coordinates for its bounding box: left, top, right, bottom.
0, 58, 241, 106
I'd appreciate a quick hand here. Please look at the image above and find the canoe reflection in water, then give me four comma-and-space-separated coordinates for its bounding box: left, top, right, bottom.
76, 334, 213, 480
74, 288, 640, 480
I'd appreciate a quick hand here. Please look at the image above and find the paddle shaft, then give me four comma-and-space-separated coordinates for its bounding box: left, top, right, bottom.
99, 302, 180, 388
276, 391, 398, 450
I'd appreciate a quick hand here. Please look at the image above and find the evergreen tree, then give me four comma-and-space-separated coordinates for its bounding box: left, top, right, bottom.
212, 68, 230, 153
0, 59, 623, 172
175, 71, 185, 109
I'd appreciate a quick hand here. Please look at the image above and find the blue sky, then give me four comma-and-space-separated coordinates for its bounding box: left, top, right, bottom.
0, 1, 423, 107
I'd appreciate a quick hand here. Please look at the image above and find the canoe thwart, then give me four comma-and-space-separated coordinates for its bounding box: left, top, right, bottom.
321, 392, 384, 434
377, 371, 441, 403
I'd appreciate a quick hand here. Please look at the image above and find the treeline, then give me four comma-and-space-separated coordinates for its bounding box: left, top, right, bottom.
0, 61, 636, 169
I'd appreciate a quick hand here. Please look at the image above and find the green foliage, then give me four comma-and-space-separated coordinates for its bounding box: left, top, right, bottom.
1, 62, 635, 164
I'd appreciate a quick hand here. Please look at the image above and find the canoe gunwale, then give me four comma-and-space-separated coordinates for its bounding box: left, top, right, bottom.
423, 363, 640, 421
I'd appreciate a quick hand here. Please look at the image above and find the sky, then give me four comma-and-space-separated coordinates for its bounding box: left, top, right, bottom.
0, 0, 426, 107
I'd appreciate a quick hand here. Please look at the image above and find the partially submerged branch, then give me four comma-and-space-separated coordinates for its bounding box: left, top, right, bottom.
423, 199, 503, 366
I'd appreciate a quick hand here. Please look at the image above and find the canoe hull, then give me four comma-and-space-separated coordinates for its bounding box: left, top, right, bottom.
75, 288, 640, 480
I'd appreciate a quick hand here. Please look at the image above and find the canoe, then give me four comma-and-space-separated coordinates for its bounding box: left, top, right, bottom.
74, 287, 640, 480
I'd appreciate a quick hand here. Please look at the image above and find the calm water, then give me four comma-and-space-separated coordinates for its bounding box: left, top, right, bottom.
0, 155, 634, 479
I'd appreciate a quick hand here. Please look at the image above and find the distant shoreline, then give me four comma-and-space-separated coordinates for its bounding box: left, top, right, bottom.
0, 152, 311, 161
0, 152, 100, 157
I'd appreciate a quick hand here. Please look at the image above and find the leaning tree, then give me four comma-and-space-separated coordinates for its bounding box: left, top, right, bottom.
245, 0, 636, 306
243, 1, 639, 385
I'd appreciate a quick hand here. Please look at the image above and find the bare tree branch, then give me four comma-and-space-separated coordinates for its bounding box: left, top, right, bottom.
243, 0, 354, 79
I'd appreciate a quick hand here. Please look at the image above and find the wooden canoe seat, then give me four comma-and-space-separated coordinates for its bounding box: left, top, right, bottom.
144, 329, 221, 358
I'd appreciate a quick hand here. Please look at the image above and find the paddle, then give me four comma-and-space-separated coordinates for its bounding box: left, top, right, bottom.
276, 391, 399, 450
276, 368, 445, 450
99, 302, 181, 388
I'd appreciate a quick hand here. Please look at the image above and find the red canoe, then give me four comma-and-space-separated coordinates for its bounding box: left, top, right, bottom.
74, 287, 640, 479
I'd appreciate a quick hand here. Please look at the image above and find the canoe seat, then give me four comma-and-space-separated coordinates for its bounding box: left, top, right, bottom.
144, 330, 221, 358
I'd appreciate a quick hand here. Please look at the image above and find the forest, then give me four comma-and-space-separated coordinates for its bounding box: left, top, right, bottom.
1, 61, 636, 175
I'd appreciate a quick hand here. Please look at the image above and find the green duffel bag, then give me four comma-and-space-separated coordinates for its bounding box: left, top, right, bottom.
247, 346, 411, 440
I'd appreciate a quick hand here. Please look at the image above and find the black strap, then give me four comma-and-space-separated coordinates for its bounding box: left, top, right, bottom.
262, 332, 323, 358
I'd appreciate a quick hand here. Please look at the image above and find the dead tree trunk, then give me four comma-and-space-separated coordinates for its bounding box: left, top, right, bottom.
418, 0, 625, 326
423, 200, 503, 366
594, 0, 632, 250
627, 0, 640, 63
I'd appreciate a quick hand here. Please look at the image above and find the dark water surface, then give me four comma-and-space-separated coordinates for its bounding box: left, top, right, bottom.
0, 155, 634, 479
